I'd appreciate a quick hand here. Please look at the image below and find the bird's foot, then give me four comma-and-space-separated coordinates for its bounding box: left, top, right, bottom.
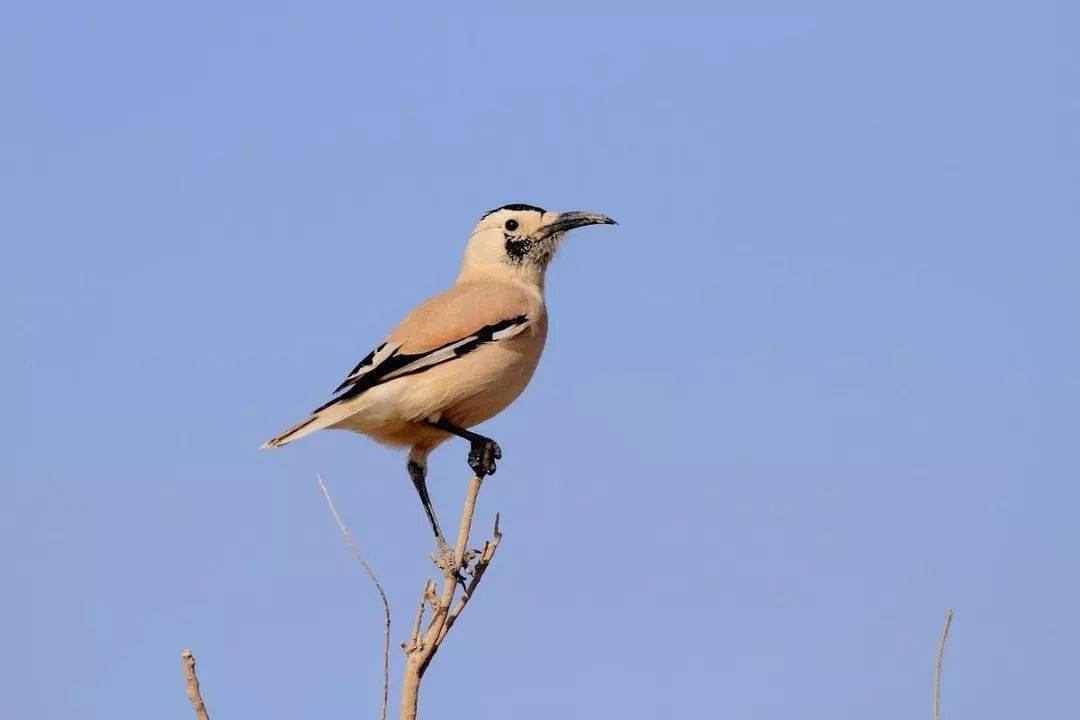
430, 537, 467, 587
468, 438, 502, 477
435, 536, 454, 569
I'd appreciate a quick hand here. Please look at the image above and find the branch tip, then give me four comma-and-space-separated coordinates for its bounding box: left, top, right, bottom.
181, 648, 211, 720
934, 608, 954, 720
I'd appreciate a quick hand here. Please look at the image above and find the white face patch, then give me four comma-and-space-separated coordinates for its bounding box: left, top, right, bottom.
461, 207, 550, 279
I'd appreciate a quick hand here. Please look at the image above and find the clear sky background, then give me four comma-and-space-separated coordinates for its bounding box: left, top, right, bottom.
4, 4, 1078, 719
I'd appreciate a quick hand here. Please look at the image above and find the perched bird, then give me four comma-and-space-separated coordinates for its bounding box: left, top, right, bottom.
262, 203, 615, 549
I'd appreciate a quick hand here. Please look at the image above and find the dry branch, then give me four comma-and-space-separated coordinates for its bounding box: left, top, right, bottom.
181, 649, 211, 720
934, 608, 953, 720
439, 513, 501, 643
317, 474, 392, 720
400, 474, 503, 720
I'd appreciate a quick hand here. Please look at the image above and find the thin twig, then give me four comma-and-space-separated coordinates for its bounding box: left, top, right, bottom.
405, 579, 434, 652
451, 476, 483, 567
934, 609, 954, 720
181, 649, 211, 720
317, 474, 391, 720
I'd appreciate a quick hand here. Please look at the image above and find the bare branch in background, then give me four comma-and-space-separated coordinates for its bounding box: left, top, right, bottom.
181, 649, 211, 720
399, 474, 503, 720
317, 474, 392, 720
934, 608, 954, 720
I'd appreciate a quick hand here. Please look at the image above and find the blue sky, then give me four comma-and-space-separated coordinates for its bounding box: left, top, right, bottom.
5, 4, 1078, 719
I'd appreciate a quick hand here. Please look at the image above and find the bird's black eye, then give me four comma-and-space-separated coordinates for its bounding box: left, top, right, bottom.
504, 219, 519, 231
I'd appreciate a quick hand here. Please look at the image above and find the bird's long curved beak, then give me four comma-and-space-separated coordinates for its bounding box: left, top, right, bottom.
536, 211, 617, 239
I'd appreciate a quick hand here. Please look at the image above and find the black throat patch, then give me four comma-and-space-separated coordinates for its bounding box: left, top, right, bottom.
504, 234, 532, 261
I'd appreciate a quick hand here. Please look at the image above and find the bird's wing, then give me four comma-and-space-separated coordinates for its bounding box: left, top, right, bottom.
317, 282, 536, 412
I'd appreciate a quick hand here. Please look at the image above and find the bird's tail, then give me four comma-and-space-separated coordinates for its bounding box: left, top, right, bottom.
261, 417, 321, 449
260, 399, 360, 449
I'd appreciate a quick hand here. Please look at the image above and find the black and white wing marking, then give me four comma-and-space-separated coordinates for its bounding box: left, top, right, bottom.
333, 341, 401, 393
314, 314, 530, 413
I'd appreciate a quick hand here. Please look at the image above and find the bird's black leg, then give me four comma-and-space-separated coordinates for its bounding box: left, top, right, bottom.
407, 459, 449, 549
408, 458, 465, 586
426, 418, 503, 477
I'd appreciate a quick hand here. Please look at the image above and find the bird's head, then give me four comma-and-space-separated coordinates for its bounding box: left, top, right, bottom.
459, 203, 616, 287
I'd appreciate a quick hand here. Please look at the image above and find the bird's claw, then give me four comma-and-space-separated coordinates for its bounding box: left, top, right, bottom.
468, 439, 502, 476
429, 537, 454, 571
431, 541, 468, 587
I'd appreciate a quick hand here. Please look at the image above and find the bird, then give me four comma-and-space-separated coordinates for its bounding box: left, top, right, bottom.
262, 203, 616, 552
